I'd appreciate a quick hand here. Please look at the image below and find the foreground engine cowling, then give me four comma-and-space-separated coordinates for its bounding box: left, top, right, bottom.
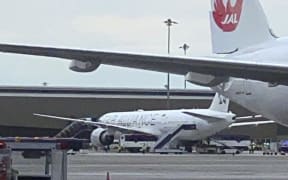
69, 60, 101, 72
185, 72, 227, 87
90, 128, 114, 147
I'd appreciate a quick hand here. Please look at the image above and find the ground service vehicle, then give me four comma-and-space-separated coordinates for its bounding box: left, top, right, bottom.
119, 134, 157, 153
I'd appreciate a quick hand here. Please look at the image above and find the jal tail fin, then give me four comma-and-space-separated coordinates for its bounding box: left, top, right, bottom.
209, 93, 230, 112
209, 0, 275, 54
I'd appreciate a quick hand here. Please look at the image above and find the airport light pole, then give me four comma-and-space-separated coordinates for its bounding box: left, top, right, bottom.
179, 43, 190, 88
42, 82, 48, 87
164, 18, 178, 109
179, 43, 189, 56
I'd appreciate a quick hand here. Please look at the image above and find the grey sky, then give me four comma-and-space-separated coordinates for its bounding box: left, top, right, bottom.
0, 0, 286, 88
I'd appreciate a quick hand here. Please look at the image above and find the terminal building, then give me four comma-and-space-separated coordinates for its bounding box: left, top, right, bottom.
0, 86, 287, 140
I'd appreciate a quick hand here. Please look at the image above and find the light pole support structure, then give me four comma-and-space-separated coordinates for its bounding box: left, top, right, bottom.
164, 19, 178, 109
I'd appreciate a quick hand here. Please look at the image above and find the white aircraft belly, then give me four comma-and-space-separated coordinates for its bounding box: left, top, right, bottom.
215, 78, 288, 126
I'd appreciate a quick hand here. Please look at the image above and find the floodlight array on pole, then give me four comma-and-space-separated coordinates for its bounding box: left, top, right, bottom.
180, 43, 190, 88
179, 43, 190, 56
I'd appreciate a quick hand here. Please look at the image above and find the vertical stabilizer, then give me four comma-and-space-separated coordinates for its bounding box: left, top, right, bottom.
210, 0, 275, 54
209, 93, 230, 112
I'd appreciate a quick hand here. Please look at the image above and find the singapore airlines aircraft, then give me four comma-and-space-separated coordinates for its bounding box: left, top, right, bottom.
35, 93, 237, 150
0, 0, 287, 125
35, 94, 266, 150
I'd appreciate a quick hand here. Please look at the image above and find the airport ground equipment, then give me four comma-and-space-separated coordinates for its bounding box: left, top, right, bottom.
279, 140, 288, 155
210, 135, 250, 153
117, 132, 189, 154
195, 135, 251, 154
195, 144, 220, 154
263, 141, 279, 155
55, 121, 93, 139
0, 137, 88, 180
153, 124, 196, 153
118, 134, 157, 153
0, 142, 11, 180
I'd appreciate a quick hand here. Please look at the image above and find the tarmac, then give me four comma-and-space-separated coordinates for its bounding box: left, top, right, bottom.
13, 152, 288, 180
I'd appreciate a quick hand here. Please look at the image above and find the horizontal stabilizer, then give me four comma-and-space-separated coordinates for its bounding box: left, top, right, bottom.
229, 120, 275, 128
235, 115, 263, 121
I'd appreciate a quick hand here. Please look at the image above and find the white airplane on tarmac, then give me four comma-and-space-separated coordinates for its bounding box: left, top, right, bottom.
0, 0, 286, 125
35, 93, 265, 150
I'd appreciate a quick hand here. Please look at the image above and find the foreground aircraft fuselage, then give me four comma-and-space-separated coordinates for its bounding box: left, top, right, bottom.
218, 78, 288, 126
215, 38, 288, 126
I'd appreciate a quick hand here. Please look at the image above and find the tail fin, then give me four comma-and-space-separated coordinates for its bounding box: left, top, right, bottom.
209, 93, 230, 112
210, 0, 275, 54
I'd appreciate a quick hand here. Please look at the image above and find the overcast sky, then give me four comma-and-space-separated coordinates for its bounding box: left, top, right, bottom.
0, 0, 287, 89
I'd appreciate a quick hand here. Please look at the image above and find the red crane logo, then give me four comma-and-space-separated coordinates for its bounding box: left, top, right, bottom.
213, 0, 244, 32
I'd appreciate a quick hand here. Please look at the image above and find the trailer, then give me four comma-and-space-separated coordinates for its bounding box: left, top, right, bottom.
0, 137, 88, 180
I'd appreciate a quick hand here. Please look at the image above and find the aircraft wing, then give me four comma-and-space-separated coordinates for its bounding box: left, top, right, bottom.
0, 44, 288, 84
34, 113, 160, 136
229, 120, 275, 128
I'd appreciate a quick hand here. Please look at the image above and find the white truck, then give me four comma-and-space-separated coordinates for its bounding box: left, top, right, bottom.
196, 135, 251, 154
209, 135, 251, 154
118, 134, 157, 153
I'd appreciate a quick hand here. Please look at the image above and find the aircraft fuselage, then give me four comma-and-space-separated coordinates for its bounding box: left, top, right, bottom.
99, 109, 234, 141
215, 37, 288, 126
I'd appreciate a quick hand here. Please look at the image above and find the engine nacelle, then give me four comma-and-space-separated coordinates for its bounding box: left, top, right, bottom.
69, 60, 100, 72
185, 72, 227, 87
90, 128, 114, 147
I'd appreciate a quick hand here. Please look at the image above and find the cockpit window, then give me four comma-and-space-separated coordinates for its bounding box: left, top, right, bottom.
100, 114, 113, 122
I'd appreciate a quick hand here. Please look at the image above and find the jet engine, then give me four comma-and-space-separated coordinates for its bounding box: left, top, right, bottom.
90, 128, 114, 147
69, 60, 100, 72
185, 72, 227, 87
